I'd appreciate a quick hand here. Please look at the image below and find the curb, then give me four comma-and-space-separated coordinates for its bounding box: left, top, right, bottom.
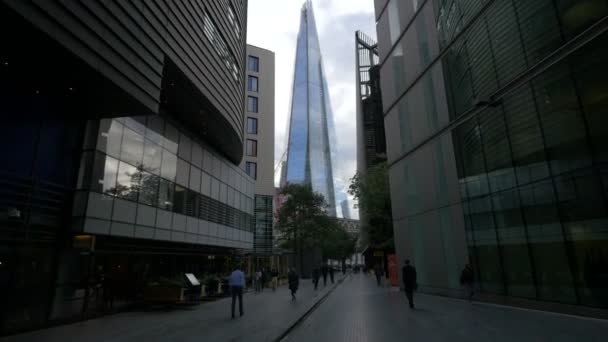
274, 275, 348, 342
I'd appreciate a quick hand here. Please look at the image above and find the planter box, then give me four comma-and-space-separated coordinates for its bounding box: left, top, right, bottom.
143, 286, 185, 303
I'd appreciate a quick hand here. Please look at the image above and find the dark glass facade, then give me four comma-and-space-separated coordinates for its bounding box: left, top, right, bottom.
376, 0, 608, 310
254, 195, 273, 255
282, 1, 338, 216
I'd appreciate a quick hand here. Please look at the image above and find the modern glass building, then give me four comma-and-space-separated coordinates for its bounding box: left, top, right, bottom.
0, 0, 252, 334
282, 0, 338, 216
375, 0, 608, 313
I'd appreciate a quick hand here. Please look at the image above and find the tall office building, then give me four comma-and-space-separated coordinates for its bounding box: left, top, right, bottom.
355, 31, 386, 172
241, 45, 275, 256
375, 0, 608, 313
341, 199, 352, 219
0, 0, 252, 334
282, 0, 338, 216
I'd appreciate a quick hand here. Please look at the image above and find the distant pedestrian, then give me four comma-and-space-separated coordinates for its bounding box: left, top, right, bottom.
329, 266, 335, 284
271, 268, 279, 291
402, 259, 417, 309
312, 267, 321, 290
254, 269, 262, 293
374, 263, 383, 287
288, 268, 299, 300
460, 264, 475, 302
342, 265, 346, 275
260, 268, 267, 292
229, 265, 245, 319
321, 263, 328, 286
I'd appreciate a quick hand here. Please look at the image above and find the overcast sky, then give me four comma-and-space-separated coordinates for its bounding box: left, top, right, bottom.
247, 0, 376, 217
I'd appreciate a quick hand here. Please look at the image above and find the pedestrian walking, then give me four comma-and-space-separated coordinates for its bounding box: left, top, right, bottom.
329, 266, 335, 284
229, 265, 245, 319
312, 266, 321, 290
321, 263, 328, 286
374, 263, 383, 287
402, 259, 417, 309
460, 264, 475, 302
271, 268, 279, 291
254, 269, 262, 293
260, 268, 267, 292
288, 268, 299, 300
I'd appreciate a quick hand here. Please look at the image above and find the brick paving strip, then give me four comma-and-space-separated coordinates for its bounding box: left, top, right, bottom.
0, 274, 349, 342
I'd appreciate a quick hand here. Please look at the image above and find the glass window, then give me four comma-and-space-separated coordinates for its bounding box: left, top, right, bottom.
158, 179, 174, 210
189, 167, 201, 192
121, 127, 144, 167
163, 122, 179, 154
186, 189, 199, 217
247, 96, 258, 113
201, 171, 211, 196
161, 150, 177, 181
173, 185, 187, 215
247, 75, 259, 92
124, 117, 146, 135
227, 2, 241, 38
247, 117, 258, 134
533, 64, 592, 176
246, 161, 257, 179
142, 140, 162, 175
115, 161, 138, 201
138, 171, 159, 206
203, 11, 240, 81
248, 55, 259, 72
176, 158, 190, 187
91, 153, 119, 195
145, 115, 164, 146
97, 119, 123, 158
246, 139, 257, 157
178, 134, 192, 161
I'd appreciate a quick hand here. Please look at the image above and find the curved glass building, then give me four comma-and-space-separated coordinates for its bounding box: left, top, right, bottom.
375, 0, 608, 314
282, 0, 338, 216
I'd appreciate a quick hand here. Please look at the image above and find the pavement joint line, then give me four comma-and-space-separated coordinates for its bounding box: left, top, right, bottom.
275, 275, 349, 342
471, 301, 608, 322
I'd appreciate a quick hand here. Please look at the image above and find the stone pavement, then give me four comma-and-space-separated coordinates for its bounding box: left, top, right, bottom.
0, 275, 346, 342
283, 273, 608, 342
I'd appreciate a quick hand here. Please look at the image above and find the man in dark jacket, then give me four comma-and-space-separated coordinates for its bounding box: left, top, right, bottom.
329, 266, 335, 284
288, 268, 299, 301
312, 267, 321, 290
321, 263, 328, 286
402, 259, 417, 309
460, 264, 474, 302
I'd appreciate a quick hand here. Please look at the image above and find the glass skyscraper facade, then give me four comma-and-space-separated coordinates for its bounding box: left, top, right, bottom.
283, 0, 338, 216
376, 0, 608, 311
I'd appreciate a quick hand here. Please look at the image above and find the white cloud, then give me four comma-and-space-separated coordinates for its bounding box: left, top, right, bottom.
247, 0, 376, 216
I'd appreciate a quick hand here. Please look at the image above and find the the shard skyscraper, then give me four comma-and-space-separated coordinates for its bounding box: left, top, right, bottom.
282, 0, 338, 216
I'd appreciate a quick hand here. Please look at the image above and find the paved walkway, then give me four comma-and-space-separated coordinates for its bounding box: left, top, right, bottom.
1, 276, 345, 342
283, 273, 608, 342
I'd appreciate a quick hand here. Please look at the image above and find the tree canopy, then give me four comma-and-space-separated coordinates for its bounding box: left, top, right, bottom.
276, 183, 356, 262
348, 162, 393, 248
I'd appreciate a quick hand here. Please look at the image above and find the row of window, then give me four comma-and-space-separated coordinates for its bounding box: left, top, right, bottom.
203, 11, 239, 82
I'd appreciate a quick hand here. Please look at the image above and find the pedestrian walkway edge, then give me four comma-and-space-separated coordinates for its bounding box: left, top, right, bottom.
275, 275, 348, 342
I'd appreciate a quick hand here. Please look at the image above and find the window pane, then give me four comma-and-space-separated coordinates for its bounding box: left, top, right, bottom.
163, 123, 179, 154
142, 140, 162, 175
248, 76, 259, 92
158, 179, 174, 210
248, 56, 259, 72
246, 162, 257, 179
246, 139, 257, 157
161, 150, 177, 181
91, 153, 119, 195
115, 162, 138, 201
121, 127, 144, 166
145, 116, 164, 145
97, 119, 123, 158
173, 185, 187, 215
247, 96, 258, 112
247, 117, 258, 134
138, 171, 159, 206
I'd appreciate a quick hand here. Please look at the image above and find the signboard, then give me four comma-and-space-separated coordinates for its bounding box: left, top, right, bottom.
387, 254, 398, 286
185, 273, 200, 286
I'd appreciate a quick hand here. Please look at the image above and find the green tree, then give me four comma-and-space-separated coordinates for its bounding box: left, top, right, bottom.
348, 162, 393, 248
321, 219, 357, 262
276, 183, 335, 272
